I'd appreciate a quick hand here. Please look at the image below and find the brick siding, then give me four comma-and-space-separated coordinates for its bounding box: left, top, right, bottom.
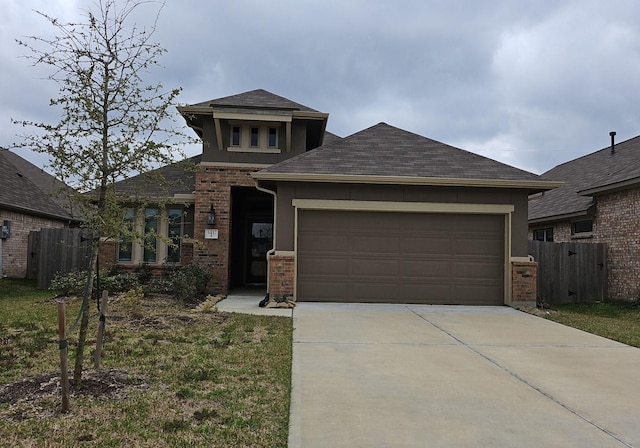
194, 165, 263, 293
0, 210, 66, 278
268, 253, 295, 298
511, 260, 537, 305
592, 188, 640, 299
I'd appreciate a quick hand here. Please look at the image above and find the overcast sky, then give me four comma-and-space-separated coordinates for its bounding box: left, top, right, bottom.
2, 0, 640, 175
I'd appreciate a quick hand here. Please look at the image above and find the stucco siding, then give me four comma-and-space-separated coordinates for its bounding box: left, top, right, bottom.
274, 182, 530, 257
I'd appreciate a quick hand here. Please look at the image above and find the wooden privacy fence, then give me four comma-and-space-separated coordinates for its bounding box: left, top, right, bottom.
28, 228, 92, 289
528, 240, 608, 305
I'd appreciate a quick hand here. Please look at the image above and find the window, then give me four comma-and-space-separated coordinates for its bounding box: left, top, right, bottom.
250, 127, 259, 147
118, 208, 135, 262
231, 126, 241, 146
572, 220, 593, 234
533, 228, 553, 242
143, 208, 159, 263
268, 127, 278, 148
227, 124, 281, 153
167, 208, 183, 263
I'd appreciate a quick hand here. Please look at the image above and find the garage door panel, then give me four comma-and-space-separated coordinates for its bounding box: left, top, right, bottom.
400, 283, 454, 304
297, 210, 504, 305
453, 261, 503, 279
351, 258, 399, 276
299, 234, 349, 252
298, 256, 348, 275
453, 237, 502, 257
401, 259, 452, 278
350, 236, 400, 254
349, 281, 401, 301
453, 285, 504, 305
401, 237, 452, 255
297, 279, 348, 301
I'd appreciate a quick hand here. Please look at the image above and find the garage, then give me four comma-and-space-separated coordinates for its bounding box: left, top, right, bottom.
297, 209, 505, 305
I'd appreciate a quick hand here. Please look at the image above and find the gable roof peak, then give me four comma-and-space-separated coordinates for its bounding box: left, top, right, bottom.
190, 88, 320, 113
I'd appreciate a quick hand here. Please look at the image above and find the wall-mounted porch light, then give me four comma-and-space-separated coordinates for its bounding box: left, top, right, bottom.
207, 205, 216, 226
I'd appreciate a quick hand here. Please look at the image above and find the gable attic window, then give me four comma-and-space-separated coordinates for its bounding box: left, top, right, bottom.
268, 127, 278, 148
572, 220, 593, 236
227, 124, 281, 153
533, 228, 553, 242
250, 127, 260, 147
231, 126, 241, 146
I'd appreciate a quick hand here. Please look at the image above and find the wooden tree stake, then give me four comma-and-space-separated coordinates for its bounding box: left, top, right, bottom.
57, 300, 70, 412
94, 290, 108, 369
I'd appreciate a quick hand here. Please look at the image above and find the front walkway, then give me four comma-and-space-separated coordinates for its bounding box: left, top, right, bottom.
216, 291, 293, 317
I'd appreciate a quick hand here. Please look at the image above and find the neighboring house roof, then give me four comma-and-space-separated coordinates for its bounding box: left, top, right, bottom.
529, 134, 640, 223
321, 131, 343, 147
0, 148, 78, 221
112, 155, 201, 199
255, 123, 560, 192
189, 89, 320, 112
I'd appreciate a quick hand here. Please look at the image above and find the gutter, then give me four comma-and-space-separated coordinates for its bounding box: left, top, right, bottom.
252, 172, 563, 192
254, 179, 277, 300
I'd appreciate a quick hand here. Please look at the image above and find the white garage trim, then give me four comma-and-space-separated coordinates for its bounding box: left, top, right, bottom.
291, 199, 514, 215
292, 199, 514, 304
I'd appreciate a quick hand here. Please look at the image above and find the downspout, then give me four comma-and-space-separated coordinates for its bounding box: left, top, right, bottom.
255, 179, 277, 303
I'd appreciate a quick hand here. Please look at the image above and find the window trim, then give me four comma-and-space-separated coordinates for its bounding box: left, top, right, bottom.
571, 219, 593, 238
533, 227, 554, 242
116, 206, 189, 265
227, 124, 282, 153
117, 207, 135, 262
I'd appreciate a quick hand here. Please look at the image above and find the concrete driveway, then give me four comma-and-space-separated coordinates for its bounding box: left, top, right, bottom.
288, 303, 640, 447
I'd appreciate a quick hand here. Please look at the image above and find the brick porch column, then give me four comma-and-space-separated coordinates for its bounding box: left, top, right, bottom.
511, 260, 537, 307
268, 252, 295, 299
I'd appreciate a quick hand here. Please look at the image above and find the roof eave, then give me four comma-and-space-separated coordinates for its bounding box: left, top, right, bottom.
0, 202, 76, 223
578, 176, 640, 196
252, 172, 563, 191
528, 206, 595, 225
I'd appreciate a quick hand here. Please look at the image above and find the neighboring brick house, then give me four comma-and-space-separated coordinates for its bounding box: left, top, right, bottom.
106, 89, 558, 306
0, 148, 80, 278
529, 133, 640, 300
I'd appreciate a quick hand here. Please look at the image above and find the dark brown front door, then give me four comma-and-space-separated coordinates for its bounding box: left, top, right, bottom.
246, 221, 273, 284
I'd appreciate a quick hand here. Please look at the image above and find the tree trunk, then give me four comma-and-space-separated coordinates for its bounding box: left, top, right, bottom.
73, 239, 99, 388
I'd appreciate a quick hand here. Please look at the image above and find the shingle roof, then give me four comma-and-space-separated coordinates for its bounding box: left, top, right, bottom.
257, 123, 548, 186
529, 134, 640, 222
112, 155, 200, 198
191, 89, 319, 112
0, 148, 77, 221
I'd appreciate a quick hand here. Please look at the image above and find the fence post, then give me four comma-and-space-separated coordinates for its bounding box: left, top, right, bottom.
94, 290, 108, 369
57, 300, 70, 412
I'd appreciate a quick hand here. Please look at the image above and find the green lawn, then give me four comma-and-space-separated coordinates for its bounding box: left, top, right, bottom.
544, 301, 640, 348
0, 278, 292, 447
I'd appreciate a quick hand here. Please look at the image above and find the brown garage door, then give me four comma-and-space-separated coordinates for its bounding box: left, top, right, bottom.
297, 210, 504, 305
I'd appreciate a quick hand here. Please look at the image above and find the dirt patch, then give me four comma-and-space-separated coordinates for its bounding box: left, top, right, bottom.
518, 306, 557, 317
0, 368, 147, 420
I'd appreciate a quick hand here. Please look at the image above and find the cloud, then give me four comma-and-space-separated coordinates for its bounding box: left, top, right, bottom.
3, 0, 640, 176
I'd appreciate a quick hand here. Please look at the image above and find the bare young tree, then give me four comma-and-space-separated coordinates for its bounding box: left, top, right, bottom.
14, 0, 191, 387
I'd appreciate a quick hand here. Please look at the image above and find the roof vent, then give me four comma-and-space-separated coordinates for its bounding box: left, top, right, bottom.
610, 131, 616, 155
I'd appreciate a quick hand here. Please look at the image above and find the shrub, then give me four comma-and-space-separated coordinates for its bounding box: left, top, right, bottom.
99, 273, 139, 293
133, 263, 154, 284
50, 269, 139, 295
163, 263, 211, 304
50, 270, 87, 295
122, 286, 144, 317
